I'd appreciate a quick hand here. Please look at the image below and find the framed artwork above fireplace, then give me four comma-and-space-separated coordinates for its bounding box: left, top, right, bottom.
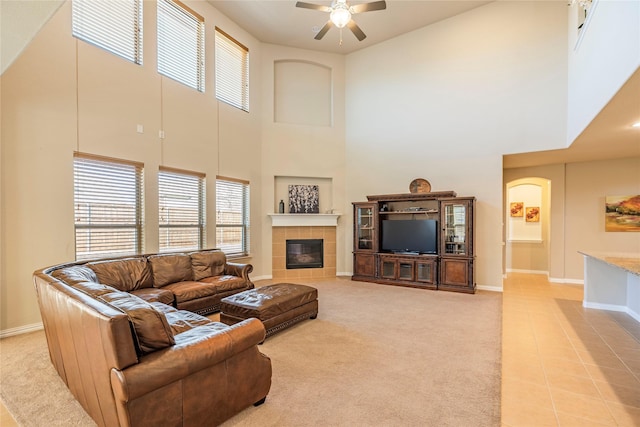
289, 185, 319, 214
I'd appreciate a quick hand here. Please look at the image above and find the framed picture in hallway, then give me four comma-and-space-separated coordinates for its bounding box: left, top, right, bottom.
525, 207, 540, 222
605, 195, 640, 232
510, 202, 523, 217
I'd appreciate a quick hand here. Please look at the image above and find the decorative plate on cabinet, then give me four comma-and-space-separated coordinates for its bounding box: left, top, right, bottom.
409, 178, 431, 194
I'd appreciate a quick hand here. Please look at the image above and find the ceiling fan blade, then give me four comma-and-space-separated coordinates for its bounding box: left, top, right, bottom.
350, 1, 387, 14
314, 21, 334, 40
295, 2, 331, 12
347, 20, 366, 41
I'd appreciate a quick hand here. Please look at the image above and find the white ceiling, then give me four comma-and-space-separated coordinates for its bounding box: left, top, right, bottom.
207, 0, 492, 55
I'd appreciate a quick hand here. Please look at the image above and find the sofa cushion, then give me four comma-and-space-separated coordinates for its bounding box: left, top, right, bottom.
148, 254, 193, 287
87, 258, 153, 292
172, 322, 231, 346
72, 281, 119, 298
149, 301, 178, 314
161, 281, 219, 303
164, 310, 212, 335
98, 291, 175, 355
199, 275, 249, 293
52, 265, 99, 286
190, 250, 226, 281
130, 287, 175, 306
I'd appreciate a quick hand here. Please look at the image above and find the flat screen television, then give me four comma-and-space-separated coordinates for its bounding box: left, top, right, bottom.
381, 219, 438, 254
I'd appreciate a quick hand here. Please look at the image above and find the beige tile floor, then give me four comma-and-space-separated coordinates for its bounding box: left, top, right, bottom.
2, 273, 639, 426
502, 273, 640, 426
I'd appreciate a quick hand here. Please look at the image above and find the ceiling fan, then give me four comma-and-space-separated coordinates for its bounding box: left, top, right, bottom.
295, 0, 387, 43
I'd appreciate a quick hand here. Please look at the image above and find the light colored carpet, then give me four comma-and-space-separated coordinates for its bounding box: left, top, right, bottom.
1, 278, 502, 426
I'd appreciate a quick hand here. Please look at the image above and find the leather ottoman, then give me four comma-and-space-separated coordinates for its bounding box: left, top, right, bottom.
220, 283, 318, 339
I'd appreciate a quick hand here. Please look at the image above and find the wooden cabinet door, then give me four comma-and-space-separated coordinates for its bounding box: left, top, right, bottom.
440, 257, 470, 287
353, 253, 376, 278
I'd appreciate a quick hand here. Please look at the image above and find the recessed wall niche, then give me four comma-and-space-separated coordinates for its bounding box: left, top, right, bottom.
507, 183, 543, 241
274, 176, 333, 214
274, 60, 332, 126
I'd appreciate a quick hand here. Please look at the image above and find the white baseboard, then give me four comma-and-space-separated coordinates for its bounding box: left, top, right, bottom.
583, 301, 640, 322
506, 269, 548, 275
251, 274, 272, 282
337, 272, 351, 277
477, 285, 503, 292
549, 277, 584, 285
0, 322, 43, 339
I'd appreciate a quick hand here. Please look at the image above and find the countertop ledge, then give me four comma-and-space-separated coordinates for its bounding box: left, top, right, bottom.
579, 251, 640, 276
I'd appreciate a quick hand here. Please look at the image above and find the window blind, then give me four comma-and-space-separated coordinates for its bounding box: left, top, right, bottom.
74, 154, 144, 260
215, 27, 249, 112
72, 0, 143, 65
216, 177, 250, 257
159, 168, 206, 253
157, 0, 205, 92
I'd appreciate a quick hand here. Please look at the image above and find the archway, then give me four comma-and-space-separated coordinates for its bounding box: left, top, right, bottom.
505, 177, 551, 276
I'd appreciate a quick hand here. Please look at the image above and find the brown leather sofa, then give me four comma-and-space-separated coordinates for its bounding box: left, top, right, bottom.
33, 249, 272, 427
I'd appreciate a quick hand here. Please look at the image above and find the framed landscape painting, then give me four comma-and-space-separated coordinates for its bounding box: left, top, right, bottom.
605, 195, 640, 232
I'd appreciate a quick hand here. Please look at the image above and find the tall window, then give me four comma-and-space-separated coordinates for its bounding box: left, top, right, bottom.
74, 154, 144, 260
72, 0, 143, 65
216, 177, 250, 257
158, 168, 206, 253
157, 0, 205, 91
215, 27, 249, 112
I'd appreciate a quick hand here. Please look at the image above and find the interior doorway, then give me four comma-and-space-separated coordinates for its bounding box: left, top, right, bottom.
504, 177, 551, 276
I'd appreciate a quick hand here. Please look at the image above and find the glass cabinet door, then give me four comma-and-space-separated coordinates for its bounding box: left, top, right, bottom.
416, 261, 434, 283
442, 202, 468, 256
355, 204, 376, 251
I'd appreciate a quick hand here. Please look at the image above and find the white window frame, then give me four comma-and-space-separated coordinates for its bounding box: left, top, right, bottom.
216, 176, 250, 257
158, 167, 206, 253
73, 153, 144, 260
72, 0, 143, 65
157, 0, 205, 92
215, 27, 249, 112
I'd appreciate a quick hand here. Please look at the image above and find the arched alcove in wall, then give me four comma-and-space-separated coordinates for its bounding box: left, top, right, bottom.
505, 177, 551, 275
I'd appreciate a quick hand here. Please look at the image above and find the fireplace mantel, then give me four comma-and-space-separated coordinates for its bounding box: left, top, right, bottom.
268, 213, 340, 227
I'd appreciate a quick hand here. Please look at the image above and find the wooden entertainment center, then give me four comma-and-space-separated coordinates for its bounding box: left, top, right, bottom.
352, 191, 476, 293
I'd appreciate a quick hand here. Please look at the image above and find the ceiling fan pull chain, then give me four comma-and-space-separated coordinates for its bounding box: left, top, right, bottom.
339, 28, 343, 46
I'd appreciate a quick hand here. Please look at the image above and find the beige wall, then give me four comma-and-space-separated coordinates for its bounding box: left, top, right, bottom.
505, 157, 640, 282
565, 157, 640, 279
0, 0, 263, 332
344, 1, 568, 289
259, 44, 348, 277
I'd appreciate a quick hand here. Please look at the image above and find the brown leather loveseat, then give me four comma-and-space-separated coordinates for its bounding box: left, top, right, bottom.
33, 249, 272, 427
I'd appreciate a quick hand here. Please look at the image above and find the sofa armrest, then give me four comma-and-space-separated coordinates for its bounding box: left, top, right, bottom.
110, 318, 265, 402
224, 262, 253, 285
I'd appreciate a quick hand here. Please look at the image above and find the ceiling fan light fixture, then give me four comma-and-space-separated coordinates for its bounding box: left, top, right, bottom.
330, 5, 351, 28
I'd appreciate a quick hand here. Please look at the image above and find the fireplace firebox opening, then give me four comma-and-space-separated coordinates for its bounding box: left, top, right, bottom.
286, 239, 324, 269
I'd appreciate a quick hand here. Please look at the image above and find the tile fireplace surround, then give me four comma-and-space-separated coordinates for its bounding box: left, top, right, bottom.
272, 226, 336, 280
